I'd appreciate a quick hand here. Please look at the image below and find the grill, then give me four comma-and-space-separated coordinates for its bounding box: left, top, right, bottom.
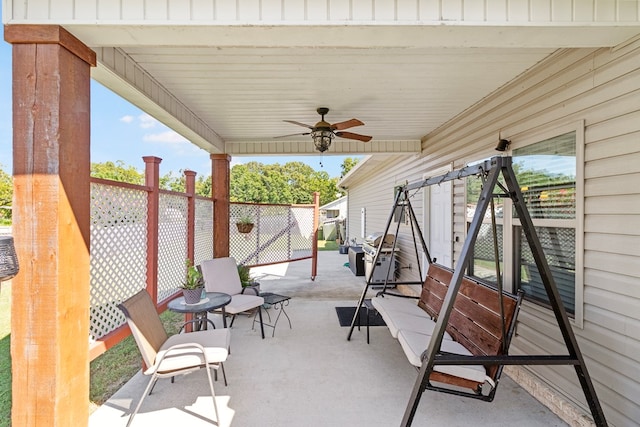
362, 233, 397, 286
361, 232, 395, 256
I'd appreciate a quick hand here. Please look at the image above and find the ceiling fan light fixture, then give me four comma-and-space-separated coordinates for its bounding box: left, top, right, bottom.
312, 129, 334, 153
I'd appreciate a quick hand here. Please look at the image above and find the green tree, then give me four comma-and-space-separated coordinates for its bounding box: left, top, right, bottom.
88, 159, 343, 206
196, 175, 212, 197
0, 164, 12, 220
90, 161, 144, 185
340, 157, 360, 178
159, 171, 185, 192
230, 161, 341, 205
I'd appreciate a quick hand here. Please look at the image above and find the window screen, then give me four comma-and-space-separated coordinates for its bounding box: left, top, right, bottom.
513, 132, 576, 220
513, 131, 577, 314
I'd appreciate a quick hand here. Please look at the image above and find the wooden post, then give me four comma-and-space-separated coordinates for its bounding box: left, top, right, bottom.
144, 156, 161, 304
5, 25, 96, 426
185, 170, 197, 263
312, 192, 320, 280
211, 154, 231, 258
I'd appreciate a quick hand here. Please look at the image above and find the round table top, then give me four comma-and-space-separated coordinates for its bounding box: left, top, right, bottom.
167, 291, 231, 313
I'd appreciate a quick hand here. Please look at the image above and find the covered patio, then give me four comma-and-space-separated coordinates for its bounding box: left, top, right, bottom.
4, 2, 639, 425
89, 251, 568, 427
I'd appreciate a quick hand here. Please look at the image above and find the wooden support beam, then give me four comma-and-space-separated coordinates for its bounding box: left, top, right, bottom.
185, 170, 197, 263
143, 156, 161, 303
211, 154, 231, 258
5, 24, 95, 426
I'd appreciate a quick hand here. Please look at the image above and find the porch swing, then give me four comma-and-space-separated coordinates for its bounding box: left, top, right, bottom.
346, 156, 607, 427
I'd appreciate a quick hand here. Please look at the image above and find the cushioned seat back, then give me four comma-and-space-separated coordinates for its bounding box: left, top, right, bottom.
200, 257, 243, 296
118, 290, 169, 368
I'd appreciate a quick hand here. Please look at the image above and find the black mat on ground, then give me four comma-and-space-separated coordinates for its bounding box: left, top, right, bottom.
335, 306, 386, 327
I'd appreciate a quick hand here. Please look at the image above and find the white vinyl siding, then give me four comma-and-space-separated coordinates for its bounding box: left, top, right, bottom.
346, 40, 640, 426
344, 154, 428, 285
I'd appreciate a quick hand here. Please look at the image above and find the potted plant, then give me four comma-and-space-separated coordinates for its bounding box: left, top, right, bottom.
237, 263, 260, 294
236, 215, 254, 234
180, 259, 204, 304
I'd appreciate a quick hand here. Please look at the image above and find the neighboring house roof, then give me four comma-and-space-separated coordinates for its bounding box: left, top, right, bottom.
319, 196, 347, 211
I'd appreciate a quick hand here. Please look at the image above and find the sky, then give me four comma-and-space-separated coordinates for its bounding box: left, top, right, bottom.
0, 13, 354, 179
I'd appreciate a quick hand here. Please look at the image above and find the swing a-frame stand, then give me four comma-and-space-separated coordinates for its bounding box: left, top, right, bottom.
346, 156, 607, 426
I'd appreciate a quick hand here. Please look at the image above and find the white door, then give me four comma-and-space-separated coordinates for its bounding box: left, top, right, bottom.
423, 168, 453, 273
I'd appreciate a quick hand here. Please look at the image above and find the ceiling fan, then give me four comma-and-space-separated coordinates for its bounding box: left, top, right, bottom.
277, 107, 372, 153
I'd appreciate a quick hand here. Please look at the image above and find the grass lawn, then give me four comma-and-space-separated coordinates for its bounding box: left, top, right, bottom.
89, 309, 183, 411
0, 283, 11, 427
317, 240, 339, 251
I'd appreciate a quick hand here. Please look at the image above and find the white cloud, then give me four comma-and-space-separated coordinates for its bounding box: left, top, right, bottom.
119, 115, 134, 123
138, 113, 158, 129
143, 131, 188, 144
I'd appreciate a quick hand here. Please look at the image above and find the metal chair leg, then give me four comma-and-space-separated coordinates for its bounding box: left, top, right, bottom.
149, 377, 160, 394
220, 362, 227, 386
258, 306, 265, 339
204, 364, 221, 425
127, 373, 158, 427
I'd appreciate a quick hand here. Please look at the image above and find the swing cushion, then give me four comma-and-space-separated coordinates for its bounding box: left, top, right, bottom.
372, 296, 454, 339
380, 309, 453, 340
372, 295, 428, 318
397, 329, 488, 384
372, 297, 429, 337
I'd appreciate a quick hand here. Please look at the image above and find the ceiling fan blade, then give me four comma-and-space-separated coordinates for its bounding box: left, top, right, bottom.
331, 118, 364, 131
273, 132, 311, 139
335, 131, 372, 142
283, 120, 314, 129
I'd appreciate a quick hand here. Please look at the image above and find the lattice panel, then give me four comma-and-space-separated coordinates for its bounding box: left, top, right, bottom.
230, 203, 315, 266
194, 198, 214, 265
291, 207, 314, 260
157, 194, 188, 302
89, 183, 148, 341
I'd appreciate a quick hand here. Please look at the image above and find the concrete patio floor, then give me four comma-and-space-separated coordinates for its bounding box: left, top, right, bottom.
89, 251, 568, 427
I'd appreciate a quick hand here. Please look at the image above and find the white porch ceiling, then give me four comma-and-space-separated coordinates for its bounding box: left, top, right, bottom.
74, 24, 640, 157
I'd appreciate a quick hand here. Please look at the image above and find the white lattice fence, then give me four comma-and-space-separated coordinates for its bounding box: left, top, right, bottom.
290, 206, 315, 257
194, 198, 214, 265
230, 203, 314, 266
88, 181, 314, 343
89, 183, 148, 342
157, 193, 188, 302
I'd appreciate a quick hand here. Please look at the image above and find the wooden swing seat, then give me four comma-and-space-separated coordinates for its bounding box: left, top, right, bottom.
372, 263, 523, 394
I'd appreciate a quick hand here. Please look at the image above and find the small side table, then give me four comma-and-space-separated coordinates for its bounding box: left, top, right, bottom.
168, 291, 232, 331
253, 292, 291, 337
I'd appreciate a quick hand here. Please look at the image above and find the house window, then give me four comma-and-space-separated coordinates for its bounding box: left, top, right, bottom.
512, 132, 577, 314
466, 169, 504, 283
466, 130, 579, 316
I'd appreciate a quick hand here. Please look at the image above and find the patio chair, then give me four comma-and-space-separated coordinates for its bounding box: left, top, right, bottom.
118, 289, 230, 426
200, 257, 266, 339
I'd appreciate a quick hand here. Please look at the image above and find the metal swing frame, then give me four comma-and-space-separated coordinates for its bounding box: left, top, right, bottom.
346, 156, 607, 427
